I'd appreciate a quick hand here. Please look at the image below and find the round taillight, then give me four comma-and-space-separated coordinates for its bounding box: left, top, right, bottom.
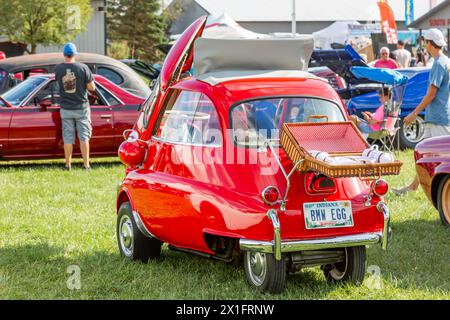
118, 140, 146, 166
262, 186, 280, 206
371, 179, 389, 197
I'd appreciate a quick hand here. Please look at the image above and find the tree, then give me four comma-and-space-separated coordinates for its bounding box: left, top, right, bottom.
0, 0, 92, 54
107, 0, 168, 62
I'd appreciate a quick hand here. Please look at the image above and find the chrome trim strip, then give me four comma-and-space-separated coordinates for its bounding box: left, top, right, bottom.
132, 210, 156, 238
239, 233, 382, 254
266, 209, 281, 260
151, 135, 222, 148
377, 202, 390, 250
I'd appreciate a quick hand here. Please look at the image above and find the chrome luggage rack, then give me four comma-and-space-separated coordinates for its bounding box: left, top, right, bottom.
263, 139, 304, 212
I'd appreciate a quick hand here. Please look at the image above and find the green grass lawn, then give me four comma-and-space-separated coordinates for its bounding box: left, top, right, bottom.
0, 151, 449, 299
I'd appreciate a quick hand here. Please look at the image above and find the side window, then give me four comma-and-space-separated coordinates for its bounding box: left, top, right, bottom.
97, 67, 123, 85
30, 80, 60, 106
96, 85, 120, 106
154, 90, 221, 146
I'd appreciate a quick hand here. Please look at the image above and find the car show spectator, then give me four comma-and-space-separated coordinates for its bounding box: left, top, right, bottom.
55, 43, 96, 171
374, 47, 400, 69
350, 87, 393, 135
393, 40, 411, 68
415, 50, 427, 67
393, 28, 450, 195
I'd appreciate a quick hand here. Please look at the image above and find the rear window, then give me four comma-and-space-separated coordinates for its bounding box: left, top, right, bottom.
231, 97, 345, 147
97, 67, 123, 85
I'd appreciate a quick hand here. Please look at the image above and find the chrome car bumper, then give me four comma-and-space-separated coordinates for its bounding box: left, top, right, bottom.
240, 202, 391, 261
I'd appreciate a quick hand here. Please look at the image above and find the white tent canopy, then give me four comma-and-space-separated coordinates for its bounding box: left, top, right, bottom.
171, 13, 269, 41
312, 21, 360, 49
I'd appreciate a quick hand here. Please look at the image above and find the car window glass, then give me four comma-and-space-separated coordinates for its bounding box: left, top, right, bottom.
97, 67, 123, 85
231, 97, 345, 148
141, 76, 161, 129
30, 80, 60, 106
1, 76, 47, 107
97, 85, 120, 105
154, 91, 221, 146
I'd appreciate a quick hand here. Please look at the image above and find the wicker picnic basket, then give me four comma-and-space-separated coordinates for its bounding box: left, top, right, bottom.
280, 122, 403, 178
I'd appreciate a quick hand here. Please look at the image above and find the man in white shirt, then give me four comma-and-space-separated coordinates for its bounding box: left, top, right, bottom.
393, 40, 412, 68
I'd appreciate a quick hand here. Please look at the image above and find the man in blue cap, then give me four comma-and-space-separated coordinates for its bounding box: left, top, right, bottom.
55, 43, 96, 170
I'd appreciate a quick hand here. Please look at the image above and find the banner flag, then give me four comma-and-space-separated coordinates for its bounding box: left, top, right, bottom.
405, 0, 414, 26
378, 0, 398, 44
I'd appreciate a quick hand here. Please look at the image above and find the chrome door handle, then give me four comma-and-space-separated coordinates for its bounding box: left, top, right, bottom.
101, 115, 112, 119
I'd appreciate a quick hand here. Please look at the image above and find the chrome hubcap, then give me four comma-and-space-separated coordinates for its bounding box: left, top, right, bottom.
247, 252, 267, 286
329, 248, 348, 280
403, 118, 425, 144
119, 215, 134, 257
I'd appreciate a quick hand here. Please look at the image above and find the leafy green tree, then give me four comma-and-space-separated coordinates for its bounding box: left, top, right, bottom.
107, 0, 168, 62
0, 0, 92, 54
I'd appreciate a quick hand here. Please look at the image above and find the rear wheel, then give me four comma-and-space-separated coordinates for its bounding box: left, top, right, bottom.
322, 246, 366, 285
117, 202, 162, 262
244, 251, 286, 293
437, 176, 450, 227
399, 117, 425, 149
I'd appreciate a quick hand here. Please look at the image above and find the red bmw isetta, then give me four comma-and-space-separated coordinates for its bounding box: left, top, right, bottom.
116, 17, 391, 293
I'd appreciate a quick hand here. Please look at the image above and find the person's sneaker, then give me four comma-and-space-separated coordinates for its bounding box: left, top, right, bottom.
63, 165, 71, 171
392, 186, 411, 196
84, 166, 91, 171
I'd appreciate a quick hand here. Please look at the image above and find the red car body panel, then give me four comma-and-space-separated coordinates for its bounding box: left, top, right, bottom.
117, 16, 386, 255
0, 74, 144, 160
414, 135, 450, 205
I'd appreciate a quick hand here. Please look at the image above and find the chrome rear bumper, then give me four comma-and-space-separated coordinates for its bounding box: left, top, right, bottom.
240, 203, 391, 261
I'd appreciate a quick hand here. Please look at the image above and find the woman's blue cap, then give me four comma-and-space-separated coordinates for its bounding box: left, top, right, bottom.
63, 43, 77, 56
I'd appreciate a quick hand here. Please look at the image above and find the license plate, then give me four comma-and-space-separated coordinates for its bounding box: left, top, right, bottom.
303, 201, 353, 229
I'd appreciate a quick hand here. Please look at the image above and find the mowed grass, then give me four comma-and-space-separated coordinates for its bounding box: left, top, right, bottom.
0, 151, 449, 300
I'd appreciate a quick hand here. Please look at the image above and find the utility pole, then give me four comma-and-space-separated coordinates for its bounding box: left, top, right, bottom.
292, 0, 296, 36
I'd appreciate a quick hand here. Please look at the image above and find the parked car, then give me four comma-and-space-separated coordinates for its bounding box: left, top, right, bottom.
414, 135, 450, 226
0, 74, 144, 160
0, 53, 151, 98
311, 46, 430, 149
308, 66, 346, 91
348, 67, 430, 149
115, 16, 392, 293
121, 59, 160, 83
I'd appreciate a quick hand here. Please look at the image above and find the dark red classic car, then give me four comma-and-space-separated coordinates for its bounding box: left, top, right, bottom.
415, 135, 450, 226
0, 52, 151, 98
115, 17, 392, 293
0, 74, 144, 159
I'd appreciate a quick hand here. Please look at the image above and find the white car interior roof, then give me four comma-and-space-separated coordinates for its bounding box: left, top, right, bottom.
193, 37, 315, 85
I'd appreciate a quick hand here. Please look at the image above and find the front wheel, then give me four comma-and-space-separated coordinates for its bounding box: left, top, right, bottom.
244, 251, 286, 293
399, 117, 425, 150
117, 202, 162, 262
322, 246, 366, 285
437, 176, 450, 227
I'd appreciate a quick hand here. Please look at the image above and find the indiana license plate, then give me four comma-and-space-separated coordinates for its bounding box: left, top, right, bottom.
303, 201, 353, 229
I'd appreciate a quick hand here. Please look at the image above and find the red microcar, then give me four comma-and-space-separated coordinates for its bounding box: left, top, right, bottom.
116, 16, 391, 293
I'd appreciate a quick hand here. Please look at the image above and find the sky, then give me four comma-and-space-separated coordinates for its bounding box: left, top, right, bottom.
162, 0, 446, 22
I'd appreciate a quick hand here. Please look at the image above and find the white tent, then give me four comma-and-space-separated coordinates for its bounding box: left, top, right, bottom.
312, 21, 360, 49
203, 13, 269, 39
170, 13, 269, 41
